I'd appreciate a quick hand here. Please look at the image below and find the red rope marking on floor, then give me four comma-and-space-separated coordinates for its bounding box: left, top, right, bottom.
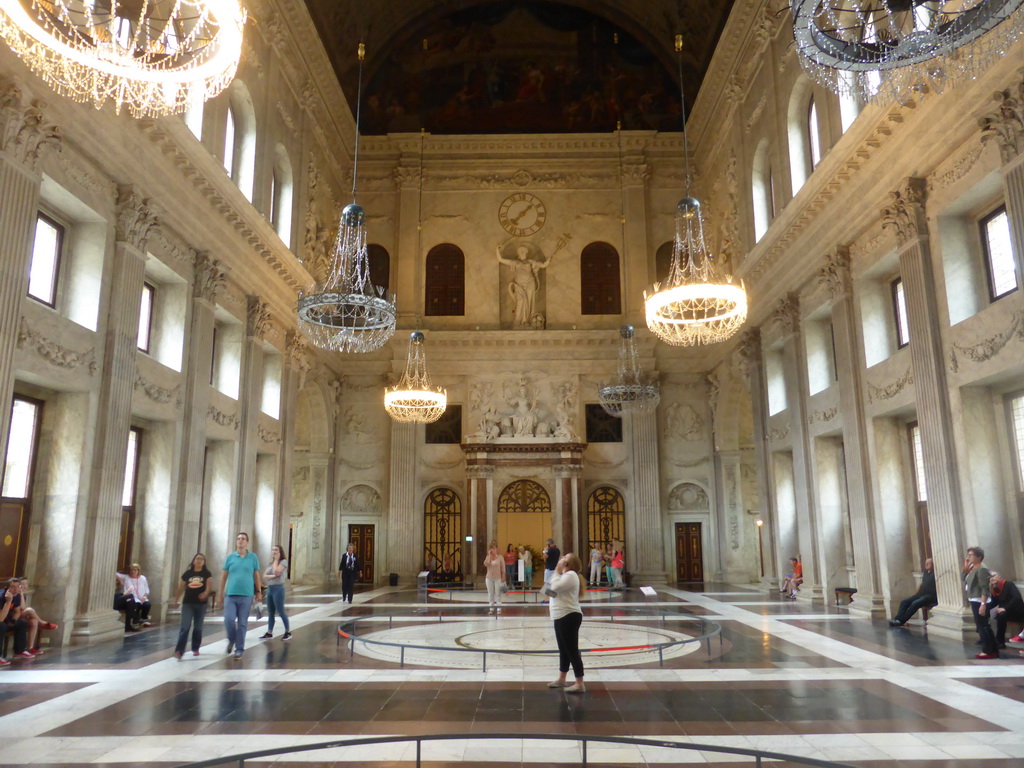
585, 644, 652, 652
426, 588, 447, 593
337, 629, 350, 638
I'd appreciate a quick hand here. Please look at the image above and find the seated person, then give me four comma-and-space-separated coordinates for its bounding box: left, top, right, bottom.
115, 563, 152, 631
781, 557, 803, 599
990, 572, 1024, 647
6, 577, 57, 658
888, 558, 938, 627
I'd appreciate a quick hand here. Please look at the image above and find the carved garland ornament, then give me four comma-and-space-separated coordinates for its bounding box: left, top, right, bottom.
17, 318, 96, 374
134, 371, 181, 408
207, 405, 240, 430
948, 310, 1024, 373
867, 366, 914, 403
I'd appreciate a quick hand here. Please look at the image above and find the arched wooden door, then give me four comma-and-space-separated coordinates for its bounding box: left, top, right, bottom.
496, 480, 551, 583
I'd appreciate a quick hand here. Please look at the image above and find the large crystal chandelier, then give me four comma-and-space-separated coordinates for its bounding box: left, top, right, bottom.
792, 1, 1024, 104
597, 325, 660, 417
0, 0, 245, 118
384, 331, 447, 423
644, 36, 747, 347
297, 43, 396, 354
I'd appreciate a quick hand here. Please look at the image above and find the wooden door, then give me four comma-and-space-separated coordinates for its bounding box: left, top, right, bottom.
675, 522, 703, 582
0, 501, 26, 577
348, 524, 375, 584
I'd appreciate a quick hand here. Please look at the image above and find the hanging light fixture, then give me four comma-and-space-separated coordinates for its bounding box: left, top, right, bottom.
597, 325, 661, 417
792, 1, 1024, 104
644, 35, 747, 347
384, 331, 447, 423
297, 42, 396, 354
0, 0, 245, 118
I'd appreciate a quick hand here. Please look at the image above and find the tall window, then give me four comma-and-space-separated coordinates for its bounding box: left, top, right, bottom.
1, 396, 42, 576
119, 427, 141, 571
424, 487, 462, 581
28, 213, 64, 306
891, 277, 910, 348
807, 98, 822, 170
367, 244, 390, 297
908, 422, 930, 560
425, 243, 465, 316
655, 241, 674, 285
585, 404, 622, 443
271, 146, 294, 248
752, 140, 772, 241
137, 282, 155, 353
223, 105, 235, 175
587, 486, 625, 555
426, 405, 462, 444
580, 242, 621, 315
981, 206, 1017, 300
1005, 392, 1024, 499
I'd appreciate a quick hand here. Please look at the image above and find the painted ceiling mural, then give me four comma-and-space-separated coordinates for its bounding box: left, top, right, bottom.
306, 0, 734, 135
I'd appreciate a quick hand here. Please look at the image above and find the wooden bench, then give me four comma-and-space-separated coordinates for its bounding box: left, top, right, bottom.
834, 587, 857, 605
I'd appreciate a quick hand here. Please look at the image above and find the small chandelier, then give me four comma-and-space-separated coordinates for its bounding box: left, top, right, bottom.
297, 43, 396, 354
0, 0, 245, 118
792, 1, 1024, 104
384, 331, 447, 423
644, 36, 747, 347
598, 325, 660, 417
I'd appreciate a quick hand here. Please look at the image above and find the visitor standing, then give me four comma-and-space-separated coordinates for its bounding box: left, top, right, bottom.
484, 541, 504, 615
518, 546, 533, 589
172, 553, 212, 659
504, 544, 518, 588
219, 532, 262, 660
261, 544, 291, 640
543, 552, 586, 693
543, 538, 560, 586
963, 546, 999, 659
338, 543, 361, 604
589, 545, 603, 586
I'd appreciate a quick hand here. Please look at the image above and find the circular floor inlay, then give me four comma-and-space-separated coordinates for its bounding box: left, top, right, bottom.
427, 589, 612, 603
350, 617, 701, 668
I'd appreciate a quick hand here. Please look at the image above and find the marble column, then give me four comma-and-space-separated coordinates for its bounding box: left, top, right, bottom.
736, 330, 780, 585
770, 295, 823, 601
466, 465, 493, 580
276, 333, 308, 554
621, 160, 651, 324
0, 84, 60, 463
818, 248, 885, 613
554, 465, 581, 556
394, 163, 421, 326
233, 296, 269, 541
387, 421, 419, 582
170, 253, 224, 582
979, 74, 1024, 278
72, 187, 158, 643
627, 410, 665, 582
882, 178, 968, 633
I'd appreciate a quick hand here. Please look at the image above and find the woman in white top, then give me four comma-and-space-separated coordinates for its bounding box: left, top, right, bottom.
483, 541, 505, 615
115, 564, 152, 631
588, 546, 603, 586
543, 552, 586, 693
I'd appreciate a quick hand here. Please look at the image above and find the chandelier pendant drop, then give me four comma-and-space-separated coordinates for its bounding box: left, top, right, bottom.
644, 36, 747, 347
0, 0, 246, 118
384, 331, 447, 423
297, 43, 397, 354
597, 325, 661, 417
791, 1, 1024, 104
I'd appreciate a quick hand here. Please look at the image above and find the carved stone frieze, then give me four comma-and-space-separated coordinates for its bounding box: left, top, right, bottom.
667, 482, 709, 510
948, 309, 1024, 373
664, 402, 704, 441
193, 252, 226, 303
258, 424, 281, 445
0, 84, 61, 170
808, 406, 838, 425
394, 166, 421, 188
16, 318, 96, 374
818, 247, 852, 301
767, 425, 789, 442
979, 69, 1024, 165
866, 366, 914, 403
246, 295, 272, 339
115, 185, 160, 251
930, 144, 984, 189
429, 169, 610, 190
767, 294, 800, 338
880, 178, 927, 247
621, 163, 649, 185
340, 484, 382, 515
57, 152, 114, 197
207, 405, 240, 430
134, 370, 182, 408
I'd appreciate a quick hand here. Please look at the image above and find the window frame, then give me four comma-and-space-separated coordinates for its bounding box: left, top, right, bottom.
118, 426, 142, 571
979, 205, 1018, 302
891, 277, 910, 349
1004, 389, 1024, 493
137, 281, 156, 353
27, 211, 65, 308
580, 241, 622, 316
807, 97, 822, 171
1, 394, 44, 577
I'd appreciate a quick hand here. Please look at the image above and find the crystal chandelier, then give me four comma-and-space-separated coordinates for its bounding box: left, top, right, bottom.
384, 331, 447, 423
597, 325, 660, 417
644, 36, 747, 347
792, 1, 1024, 104
297, 43, 396, 354
0, 0, 245, 118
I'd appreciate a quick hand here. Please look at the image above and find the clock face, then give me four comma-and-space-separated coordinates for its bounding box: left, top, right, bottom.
498, 193, 547, 237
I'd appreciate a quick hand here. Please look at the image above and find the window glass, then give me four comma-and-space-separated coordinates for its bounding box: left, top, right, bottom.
121, 428, 139, 507
425, 244, 465, 316
808, 99, 822, 169
1010, 394, 1024, 492
892, 277, 910, 348
2, 398, 40, 498
910, 423, 927, 502
223, 106, 235, 174
982, 207, 1017, 300
137, 282, 155, 352
28, 214, 62, 306
580, 242, 621, 315
426, 405, 462, 444
585, 404, 622, 443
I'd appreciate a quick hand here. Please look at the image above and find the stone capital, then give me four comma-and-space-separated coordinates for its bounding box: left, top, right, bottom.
621, 163, 650, 186
192, 251, 225, 304
881, 178, 927, 247
979, 69, 1024, 165
767, 293, 800, 338
246, 295, 272, 339
466, 464, 495, 480
735, 328, 761, 383
818, 246, 852, 301
115, 185, 160, 252
394, 166, 421, 189
0, 83, 61, 171
285, 330, 308, 370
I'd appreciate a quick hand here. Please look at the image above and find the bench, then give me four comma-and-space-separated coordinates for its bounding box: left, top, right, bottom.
835, 587, 857, 605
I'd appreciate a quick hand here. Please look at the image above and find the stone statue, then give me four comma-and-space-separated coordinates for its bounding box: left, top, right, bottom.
496, 244, 553, 328
505, 377, 538, 437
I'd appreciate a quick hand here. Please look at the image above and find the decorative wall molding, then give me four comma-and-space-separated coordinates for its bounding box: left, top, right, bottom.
767, 425, 789, 442
767, 293, 800, 338
0, 83, 62, 170
745, 92, 767, 133
880, 177, 927, 247
134, 371, 182, 409
818, 246, 852, 301
246, 295, 272, 340
16, 317, 96, 374
667, 482, 709, 511
866, 366, 914, 403
808, 405, 838, 425
115, 185, 160, 252
979, 68, 1024, 165
258, 424, 281, 445
207, 405, 240, 430
948, 309, 1024, 373
930, 143, 985, 189
57, 152, 114, 197
193, 251, 226, 303
428, 169, 613, 190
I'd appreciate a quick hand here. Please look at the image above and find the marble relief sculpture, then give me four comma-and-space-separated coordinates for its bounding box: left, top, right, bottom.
496, 244, 553, 328
505, 377, 539, 436
466, 376, 579, 442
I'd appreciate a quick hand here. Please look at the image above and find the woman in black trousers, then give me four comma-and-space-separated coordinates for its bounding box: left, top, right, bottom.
542, 552, 586, 693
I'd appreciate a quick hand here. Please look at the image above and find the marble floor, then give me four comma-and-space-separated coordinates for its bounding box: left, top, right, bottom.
2, 582, 1024, 767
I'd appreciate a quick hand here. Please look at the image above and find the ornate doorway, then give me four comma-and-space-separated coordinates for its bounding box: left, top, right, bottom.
348, 524, 375, 584
497, 480, 551, 578
424, 487, 462, 581
586, 486, 625, 552
675, 522, 704, 582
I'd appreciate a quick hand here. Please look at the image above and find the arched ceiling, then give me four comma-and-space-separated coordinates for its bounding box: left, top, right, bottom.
304, 0, 735, 135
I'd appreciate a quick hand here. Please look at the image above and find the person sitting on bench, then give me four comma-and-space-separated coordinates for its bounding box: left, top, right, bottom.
889, 558, 938, 627
781, 557, 802, 599
990, 572, 1024, 648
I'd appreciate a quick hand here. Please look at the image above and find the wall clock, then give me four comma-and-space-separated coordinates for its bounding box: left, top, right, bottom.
498, 192, 547, 237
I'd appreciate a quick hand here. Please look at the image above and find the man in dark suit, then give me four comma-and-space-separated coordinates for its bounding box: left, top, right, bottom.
338, 543, 361, 604
888, 558, 938, 626
990, 572, 1024, 648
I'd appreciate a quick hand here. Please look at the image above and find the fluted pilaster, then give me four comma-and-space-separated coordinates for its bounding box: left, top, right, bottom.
626, 410, 664, 582
233, 296, 270, 538
466, 465, 494, 580
394, 162, 420, 325
387, 421, 419, 580
621, 160, 650, 322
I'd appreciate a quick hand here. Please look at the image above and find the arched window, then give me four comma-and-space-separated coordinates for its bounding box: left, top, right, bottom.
786, 79, 819, 192
580, 242, 621, 315
655, 241, 674, 285
271, 145, 293, 248
496, 479, 552, 559
225, 82, 257, 201
424, 487, 462, 581
752, 139, 773, 241
367, 244, 390, 296
587, 486, 625, 555
808, 98, 822, 171
425, 243, 465, 316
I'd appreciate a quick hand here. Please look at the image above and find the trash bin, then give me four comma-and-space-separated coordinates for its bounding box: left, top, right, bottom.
389, 572, 399, 587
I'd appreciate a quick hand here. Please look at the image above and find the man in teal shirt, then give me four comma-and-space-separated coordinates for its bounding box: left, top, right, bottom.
220, 532, 262, 659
